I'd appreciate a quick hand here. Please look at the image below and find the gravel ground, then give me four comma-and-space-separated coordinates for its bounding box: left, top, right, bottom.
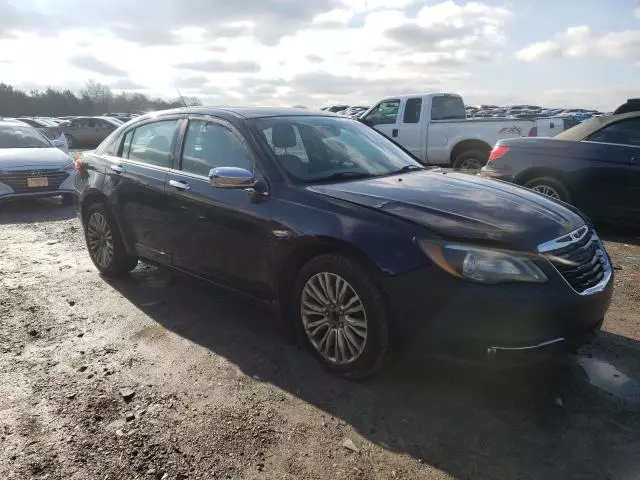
1, 197, 639, 480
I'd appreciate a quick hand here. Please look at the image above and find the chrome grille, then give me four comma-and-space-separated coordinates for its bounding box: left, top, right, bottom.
538, 225, 611, 294
0, 169, 69, 193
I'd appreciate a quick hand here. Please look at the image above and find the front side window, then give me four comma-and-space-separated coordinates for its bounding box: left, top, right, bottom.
403, 98, 422, 124
364, 100, 400, 125
181, 120, 253, 176
431, 96, 466, 120
125, 119, 179, 167
252, 116, 422, 183
586, 118, 640, 147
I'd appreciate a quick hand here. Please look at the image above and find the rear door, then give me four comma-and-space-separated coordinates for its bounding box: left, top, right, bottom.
165, 116, 273, 297
104, 117, 183, 263
578, 117, 640, 222
396, 97, 424, 161
361, 99, 400, 140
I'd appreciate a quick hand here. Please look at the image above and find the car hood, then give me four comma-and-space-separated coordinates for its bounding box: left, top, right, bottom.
308, 170, 586, 251
0, 147, 72, 170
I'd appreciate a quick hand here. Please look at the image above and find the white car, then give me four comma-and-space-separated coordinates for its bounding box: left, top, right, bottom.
0, 118, 76, 204
361, 93, 538, 169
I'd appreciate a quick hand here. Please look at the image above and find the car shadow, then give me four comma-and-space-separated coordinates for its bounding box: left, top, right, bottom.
0, 197, 76, 224
597, 222, 640, 247
104, 264, 640, 480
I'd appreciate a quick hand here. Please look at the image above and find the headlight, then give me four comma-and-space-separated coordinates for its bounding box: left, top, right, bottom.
417, 240, 547, 284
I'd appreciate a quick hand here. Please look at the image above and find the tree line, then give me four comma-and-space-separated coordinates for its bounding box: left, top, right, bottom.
0, 80, 202, 117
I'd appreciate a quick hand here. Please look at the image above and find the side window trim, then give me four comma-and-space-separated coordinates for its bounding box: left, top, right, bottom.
584, 118, 640, 148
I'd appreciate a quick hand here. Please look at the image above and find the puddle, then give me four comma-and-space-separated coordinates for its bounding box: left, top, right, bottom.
576, 357, 640, 404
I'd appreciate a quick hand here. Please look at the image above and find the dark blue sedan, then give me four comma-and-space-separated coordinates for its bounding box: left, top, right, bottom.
75, 107, 613, 378
481, 111, 640, 225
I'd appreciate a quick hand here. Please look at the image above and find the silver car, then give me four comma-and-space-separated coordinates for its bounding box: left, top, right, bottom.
60, 116, 120, 148
0, 119, 76, 204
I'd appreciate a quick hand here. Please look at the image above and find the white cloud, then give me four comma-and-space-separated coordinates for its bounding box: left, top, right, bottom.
516, 40, 561, 61
635, 6, 640, 19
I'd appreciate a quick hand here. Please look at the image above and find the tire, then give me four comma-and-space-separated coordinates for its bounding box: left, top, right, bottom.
524, 176, 572, 203
66, 134, 76, 149
294, 253, 390, 379
83, 202, 138, 278
453, 149, 488, 171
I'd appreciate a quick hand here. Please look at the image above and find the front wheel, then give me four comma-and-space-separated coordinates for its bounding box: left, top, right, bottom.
83, 203, 138, 278
294, 254, 390, 379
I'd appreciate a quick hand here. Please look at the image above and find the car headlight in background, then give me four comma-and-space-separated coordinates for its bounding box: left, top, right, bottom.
417, 240, 547, 284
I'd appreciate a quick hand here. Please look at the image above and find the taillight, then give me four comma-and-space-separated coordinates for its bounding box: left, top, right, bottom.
488, 145, 510, 162
528, 126, 538, 137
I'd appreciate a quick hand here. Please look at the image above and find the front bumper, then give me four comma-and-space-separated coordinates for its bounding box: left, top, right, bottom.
0, 171, 76, 200
383, 260, 613, 363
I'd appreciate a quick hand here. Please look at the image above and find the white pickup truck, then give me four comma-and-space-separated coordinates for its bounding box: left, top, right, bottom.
360, 93, 537, 169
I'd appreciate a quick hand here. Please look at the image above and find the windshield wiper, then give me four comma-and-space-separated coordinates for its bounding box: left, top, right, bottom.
308, 172, 375, 183
389, 165, 424, 174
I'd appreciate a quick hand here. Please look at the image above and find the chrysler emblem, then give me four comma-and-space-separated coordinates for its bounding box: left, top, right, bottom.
30, 170, 42, 176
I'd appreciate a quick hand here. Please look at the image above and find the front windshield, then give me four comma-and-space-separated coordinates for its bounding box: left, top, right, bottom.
0, 125, 52, 148
251, 116, 422, 183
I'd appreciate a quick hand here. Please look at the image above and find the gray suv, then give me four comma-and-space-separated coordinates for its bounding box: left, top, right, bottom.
61, 117, 120, 148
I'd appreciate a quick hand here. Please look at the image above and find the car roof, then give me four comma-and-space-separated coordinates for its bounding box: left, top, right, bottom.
140, 106, 339, 121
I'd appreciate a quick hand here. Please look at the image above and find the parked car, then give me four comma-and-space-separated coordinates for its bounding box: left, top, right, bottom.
533, 116, 581, 137
0, 118, 75, 203
480, 112, 640, 224
17, 117, 63, 140
321, 105, 350, 113
360, 93, 538, 169
60, 116, 121, 148
75, 107, 612, 378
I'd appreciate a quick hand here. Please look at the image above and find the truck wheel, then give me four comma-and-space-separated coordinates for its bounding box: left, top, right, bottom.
453, 150, 488, 171
524, 177, 572, 203
294, 254, 390, 380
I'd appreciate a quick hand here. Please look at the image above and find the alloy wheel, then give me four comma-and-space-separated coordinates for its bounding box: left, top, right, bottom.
301, 272, 368, 365
459, 157, 483, 171
87, 212, 114, 268
531, 184, 561, 199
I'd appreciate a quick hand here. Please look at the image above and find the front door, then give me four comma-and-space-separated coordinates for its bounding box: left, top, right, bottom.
105, 117, 183, 263
362, 99, 400, 140
577, 116, 640, 222
165, 117, 273, 297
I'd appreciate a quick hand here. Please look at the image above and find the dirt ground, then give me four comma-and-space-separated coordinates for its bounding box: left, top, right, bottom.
1, 197, 639, 480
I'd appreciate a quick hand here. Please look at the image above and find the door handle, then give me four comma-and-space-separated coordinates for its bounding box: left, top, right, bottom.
169, 179, 191, 191
392, 128, 398, 137
109, 164, 125, 174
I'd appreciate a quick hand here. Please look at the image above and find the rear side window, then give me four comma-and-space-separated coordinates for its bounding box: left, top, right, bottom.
431, 96, 466, 120
586, 118, 640, 147
181, 120, 253, 176
403, 98, 422, 124
124, 119, 179, 167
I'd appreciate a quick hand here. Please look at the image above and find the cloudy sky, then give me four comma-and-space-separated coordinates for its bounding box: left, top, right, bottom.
0, 0, 638, 110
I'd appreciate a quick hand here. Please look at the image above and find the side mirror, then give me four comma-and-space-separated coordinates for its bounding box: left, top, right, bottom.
209, 166, 256, 189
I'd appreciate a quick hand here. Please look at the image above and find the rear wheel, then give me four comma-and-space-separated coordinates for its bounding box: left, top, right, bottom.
83, 203, 138, 277
524, 177, 571, 203
453, 149, 488, 171
294, 254, 390, 379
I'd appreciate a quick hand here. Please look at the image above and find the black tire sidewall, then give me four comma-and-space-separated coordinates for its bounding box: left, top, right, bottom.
453, 150, 488, 170
293, 254, 390, 379
524, 177, 571, 203
83, 203, 136, 277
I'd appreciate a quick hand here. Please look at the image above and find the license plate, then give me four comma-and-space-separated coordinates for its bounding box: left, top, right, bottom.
27, 177, 48, 188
